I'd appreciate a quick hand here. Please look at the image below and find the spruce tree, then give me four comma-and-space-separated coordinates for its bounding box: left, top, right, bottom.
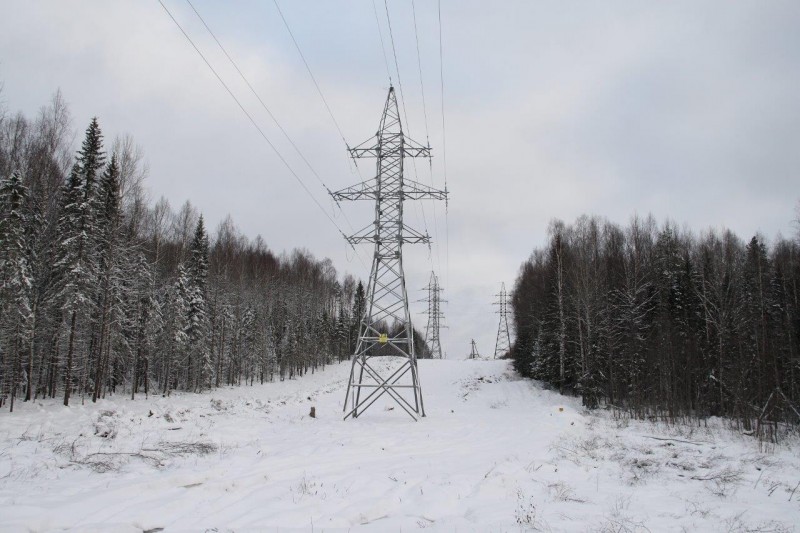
92, 153, 121, 401
76, 118, 106, 196
186, 217, 211, 391
350, 281, 365, 353
56, 118, 105, 406
165, 265, 191, 395
744, 235, 774, 412
0, 172, 34, 411
189, 216, 209, 293
55, 166, 93, 405
130, 253, 154, 399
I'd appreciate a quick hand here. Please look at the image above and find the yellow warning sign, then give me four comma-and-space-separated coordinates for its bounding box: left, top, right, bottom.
379, 333, 389, 344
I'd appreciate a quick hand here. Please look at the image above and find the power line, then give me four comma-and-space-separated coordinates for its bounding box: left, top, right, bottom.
382, 0, 411, 137
271, 0, 366, 185
371, 0, 392, 83
185, 0, 359, 234
184, 0, 345, 213
156, 0, 366, 268
382, 0, 433, 264
437, 0, 449, 201
438, 0, 451, 290
272, 0, 349, 147
411, 0, 430, 145
411, 0, 442, 275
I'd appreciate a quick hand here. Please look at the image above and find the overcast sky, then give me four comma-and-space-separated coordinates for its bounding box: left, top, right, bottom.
2, 1, 799, 358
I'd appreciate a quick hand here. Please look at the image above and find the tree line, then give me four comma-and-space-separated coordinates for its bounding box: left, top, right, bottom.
0, 90, 393, 411
511, 213, 800, 438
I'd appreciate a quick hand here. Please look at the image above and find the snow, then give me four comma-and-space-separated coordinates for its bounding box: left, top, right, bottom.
1, 359, 799, 532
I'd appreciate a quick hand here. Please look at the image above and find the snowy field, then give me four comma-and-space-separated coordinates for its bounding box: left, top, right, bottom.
1, 359, 799, 532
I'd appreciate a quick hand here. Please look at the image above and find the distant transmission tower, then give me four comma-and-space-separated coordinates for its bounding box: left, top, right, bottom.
332, 87, 448, 420
468, 339, 480, 360
421, 271, 446, 359
493, 282, 512, 358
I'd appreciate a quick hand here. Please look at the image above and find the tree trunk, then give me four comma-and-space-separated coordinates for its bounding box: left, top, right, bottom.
25, 303, 36, 402
557, 250, 566, 393
64, 309, 77, 406
10, 329, 19, 412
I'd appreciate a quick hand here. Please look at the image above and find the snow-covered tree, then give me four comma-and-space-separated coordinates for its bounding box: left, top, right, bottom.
163, 265, 190, 396
91, 153, 123, 401
0, 171, 34, 411
186, 217, 211, 391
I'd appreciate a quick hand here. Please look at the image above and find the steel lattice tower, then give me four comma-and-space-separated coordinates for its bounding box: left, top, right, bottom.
332, 87, 447, 420
421, 271, 446, 359
493, 282, 512, 358
468, 339, 480, 360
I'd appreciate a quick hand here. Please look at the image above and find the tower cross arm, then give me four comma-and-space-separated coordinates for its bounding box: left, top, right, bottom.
348, 135, 433, 159
345, 234, 433, 245
347, 136, 384, 159
403, 178, 448, 201
331, 178, 447, 202
348, 143, 381, 159
330, 179, 379, 201
402, 136, 433, 158
343, 223, 433, 245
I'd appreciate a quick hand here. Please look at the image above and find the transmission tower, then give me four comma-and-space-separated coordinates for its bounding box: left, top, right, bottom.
420, 271, 446, 359
493, 282, 512, 358
331, 87, 447, 420
468, 339, 480, 360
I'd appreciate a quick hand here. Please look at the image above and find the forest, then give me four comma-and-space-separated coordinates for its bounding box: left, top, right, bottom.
0, 90, 434, 411
510, 213, 800, 438
4, 88, 799, 442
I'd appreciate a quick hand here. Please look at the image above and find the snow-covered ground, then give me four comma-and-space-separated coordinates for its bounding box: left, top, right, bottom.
1, 359, 799, 532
